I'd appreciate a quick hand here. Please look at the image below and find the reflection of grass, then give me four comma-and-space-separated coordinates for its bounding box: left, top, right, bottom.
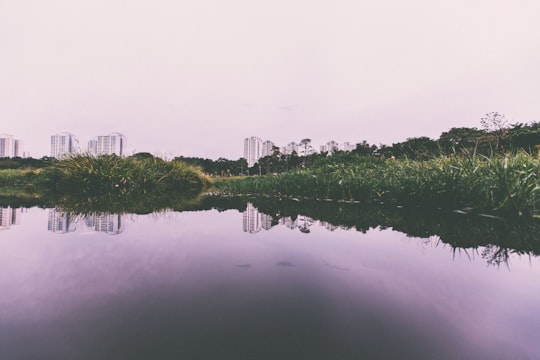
49, 192, 206, 215
215, 153, 540, 216
0, 169, 37, 187
0, 186, 34, 197
0, 188, 206, 215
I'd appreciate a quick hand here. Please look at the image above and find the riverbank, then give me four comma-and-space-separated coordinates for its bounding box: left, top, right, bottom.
214, 153, 539, 216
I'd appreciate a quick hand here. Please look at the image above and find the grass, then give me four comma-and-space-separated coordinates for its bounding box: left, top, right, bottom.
214, 153, 540, 216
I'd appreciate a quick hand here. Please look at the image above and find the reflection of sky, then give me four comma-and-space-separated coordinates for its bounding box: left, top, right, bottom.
0, 208, 539, 359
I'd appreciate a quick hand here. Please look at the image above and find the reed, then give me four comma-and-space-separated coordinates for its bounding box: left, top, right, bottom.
214, 153, 539, 216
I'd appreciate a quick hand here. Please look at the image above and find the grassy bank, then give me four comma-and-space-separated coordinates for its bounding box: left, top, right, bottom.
214, 153, 539, 216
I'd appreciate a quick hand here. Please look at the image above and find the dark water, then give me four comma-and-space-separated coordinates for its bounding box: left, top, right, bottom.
0, 199, 539, 359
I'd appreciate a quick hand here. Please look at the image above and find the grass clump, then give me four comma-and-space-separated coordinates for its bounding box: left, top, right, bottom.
37, 154, 210, 196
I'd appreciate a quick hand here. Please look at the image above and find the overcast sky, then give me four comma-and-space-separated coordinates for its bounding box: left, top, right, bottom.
1, 0, 539, 159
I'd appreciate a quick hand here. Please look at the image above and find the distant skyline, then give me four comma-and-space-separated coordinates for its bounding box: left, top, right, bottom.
1, 0, 539, 159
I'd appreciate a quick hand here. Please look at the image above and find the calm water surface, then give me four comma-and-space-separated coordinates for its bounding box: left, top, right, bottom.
0, 203, 539, 359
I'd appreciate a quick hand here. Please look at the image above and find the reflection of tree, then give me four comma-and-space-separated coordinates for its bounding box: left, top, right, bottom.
298, 215, 313, 234
481, 245, 512, 268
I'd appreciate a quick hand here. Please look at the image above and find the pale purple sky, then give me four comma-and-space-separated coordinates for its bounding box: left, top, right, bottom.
1, 0, 539, 159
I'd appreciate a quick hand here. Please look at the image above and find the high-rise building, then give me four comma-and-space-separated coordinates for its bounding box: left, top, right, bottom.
51, 133, 78, 159
0, 134, 21, 158
320, 140, 339, 154
244, 136, 262, 167
340, 142, 356, 152
282, 142, 298, 155
88, 132, 126, 156
261, 140, 275, 157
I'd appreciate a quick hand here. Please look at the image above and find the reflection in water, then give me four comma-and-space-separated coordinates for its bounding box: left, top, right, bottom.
2, 194, 539, 266
239, 200, 540, 267
0, 202, 539, 359
83, 213, 123, 235
48, 210, 77, 233
242, 203, 272, 233
47, 209, 124, 235
0, 207, 21, 231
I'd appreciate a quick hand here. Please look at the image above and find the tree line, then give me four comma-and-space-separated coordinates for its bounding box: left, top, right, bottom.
2, 113, 539, 176
178, 115, 540, 176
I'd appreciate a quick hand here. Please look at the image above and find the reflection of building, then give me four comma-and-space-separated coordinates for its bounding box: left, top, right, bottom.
261, 213, 273, 230
0, 207, 19, 230
47, 210, 124, 235
51, 133, 78, 159
242, 203, 274, 233
321, 221, 339, 232
84, 214, 124, 235
47, 210, 77, 233
243, 203, 262, 233
0, 134, 22, 158
280, 216, 298, 230
88, 132, 126, 156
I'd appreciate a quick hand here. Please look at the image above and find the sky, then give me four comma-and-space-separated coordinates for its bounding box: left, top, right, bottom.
1, 0, 540, 159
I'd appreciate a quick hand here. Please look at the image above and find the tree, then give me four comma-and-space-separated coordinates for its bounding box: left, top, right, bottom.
353, 140, 377, 156
438, 127, 485, 154
398, 137, 439, 160
480, 112, 509, 151
508, 122, 540, 154
299, 138, 311, 157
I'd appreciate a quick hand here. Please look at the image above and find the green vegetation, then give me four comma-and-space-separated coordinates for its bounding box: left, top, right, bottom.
35, 154, 210, 196
215, 153, 540, 216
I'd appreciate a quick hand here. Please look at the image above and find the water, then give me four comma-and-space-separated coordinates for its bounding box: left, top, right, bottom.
0, 199, 539, 359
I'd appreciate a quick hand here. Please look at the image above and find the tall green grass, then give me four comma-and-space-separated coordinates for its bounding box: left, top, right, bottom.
215, 153, 539, 216
37, 154, 210, 196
